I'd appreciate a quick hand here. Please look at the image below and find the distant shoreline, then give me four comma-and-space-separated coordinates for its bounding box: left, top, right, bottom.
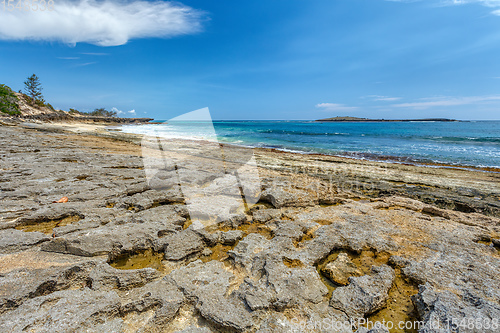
316, 116, 458, 122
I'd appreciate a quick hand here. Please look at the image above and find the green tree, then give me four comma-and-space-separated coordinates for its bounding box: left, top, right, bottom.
23, 74, 44, 104
88, 108, 117, 117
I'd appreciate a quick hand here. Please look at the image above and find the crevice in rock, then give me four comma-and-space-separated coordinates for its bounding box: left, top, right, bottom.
474, 236, 500, 255
292, 227, 317, 248
109, 249, 166, 272
237, 221, 274, 240
282, 257, 304, 268
364, 267, 420, 333
200, 244, 235, 264
105, 165, 144, 170
15, 215, 82, 235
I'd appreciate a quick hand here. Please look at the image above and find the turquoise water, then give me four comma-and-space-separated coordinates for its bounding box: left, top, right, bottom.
121, 121, 500, 169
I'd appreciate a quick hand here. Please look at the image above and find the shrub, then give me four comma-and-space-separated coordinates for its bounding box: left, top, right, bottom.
46, 103, 55, 111
85, 108, 117, 117
0, 84, 21, 115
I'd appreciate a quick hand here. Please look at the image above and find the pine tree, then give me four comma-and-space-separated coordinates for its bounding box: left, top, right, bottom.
23, 74, 44, 104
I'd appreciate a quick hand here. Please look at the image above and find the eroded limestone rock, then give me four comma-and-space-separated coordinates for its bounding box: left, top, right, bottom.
329, 265, 395, 319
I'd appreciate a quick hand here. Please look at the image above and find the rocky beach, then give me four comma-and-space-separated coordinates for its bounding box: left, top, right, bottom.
0, 120, 499, 333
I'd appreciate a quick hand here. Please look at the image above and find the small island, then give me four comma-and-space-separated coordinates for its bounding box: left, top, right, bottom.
316, 116, 458, 122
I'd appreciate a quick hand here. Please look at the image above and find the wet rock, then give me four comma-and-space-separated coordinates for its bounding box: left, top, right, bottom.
322, 252, 363, 286
0, 229, 50, 254
0, 289, 123, 332
330, 265, 395, 319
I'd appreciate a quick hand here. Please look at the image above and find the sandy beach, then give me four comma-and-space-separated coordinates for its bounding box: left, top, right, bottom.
1, 121, 499, 332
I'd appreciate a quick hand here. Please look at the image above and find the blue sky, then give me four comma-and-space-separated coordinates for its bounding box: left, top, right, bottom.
1, 0, 500, 120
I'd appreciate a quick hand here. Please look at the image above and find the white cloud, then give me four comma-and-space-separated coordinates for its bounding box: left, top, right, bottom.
81, 52, 110, 56
73, 62, 97, 67
0, 0, 204, 46
315, 103, 358, 112
111, 107, 136, 116
392, 95, 500, 109
363, 95, 402, 101
111, 107, 123, 115
388, 0, 500, 14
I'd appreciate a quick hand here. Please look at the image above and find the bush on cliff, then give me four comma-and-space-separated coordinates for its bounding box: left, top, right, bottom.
86, 108, 117, 117
0, 84, 21, 115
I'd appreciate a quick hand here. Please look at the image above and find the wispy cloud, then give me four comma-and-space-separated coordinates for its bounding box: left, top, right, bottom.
392, 95, 500, 109
81, 53, 110, 56
363, 95, 402, 101
0, 0, 205, 46
315, 103, 358, 112
73, 62, 97, 67
388, 0, 500, 15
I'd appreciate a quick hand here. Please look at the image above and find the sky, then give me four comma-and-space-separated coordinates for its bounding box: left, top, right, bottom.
1, 0, 500, 120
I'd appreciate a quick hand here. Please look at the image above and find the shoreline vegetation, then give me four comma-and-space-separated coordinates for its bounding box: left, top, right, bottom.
0, 83, 153, 124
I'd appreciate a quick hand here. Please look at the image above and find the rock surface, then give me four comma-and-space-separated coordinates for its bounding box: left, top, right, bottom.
0, 124, 499, 332
330, 265, 395, 319
322, 252, 363, 285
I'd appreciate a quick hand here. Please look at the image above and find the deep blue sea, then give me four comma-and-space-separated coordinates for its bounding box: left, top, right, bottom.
121, 121, 500, 169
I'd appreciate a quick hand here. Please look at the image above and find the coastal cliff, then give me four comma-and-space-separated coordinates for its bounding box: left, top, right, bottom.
0, 84, 152, 124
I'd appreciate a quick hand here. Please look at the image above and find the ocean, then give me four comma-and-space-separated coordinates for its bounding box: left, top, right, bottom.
120, 120, 500, 169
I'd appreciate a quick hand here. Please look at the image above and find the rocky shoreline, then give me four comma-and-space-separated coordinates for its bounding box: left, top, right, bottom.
0, 122, 499, 332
